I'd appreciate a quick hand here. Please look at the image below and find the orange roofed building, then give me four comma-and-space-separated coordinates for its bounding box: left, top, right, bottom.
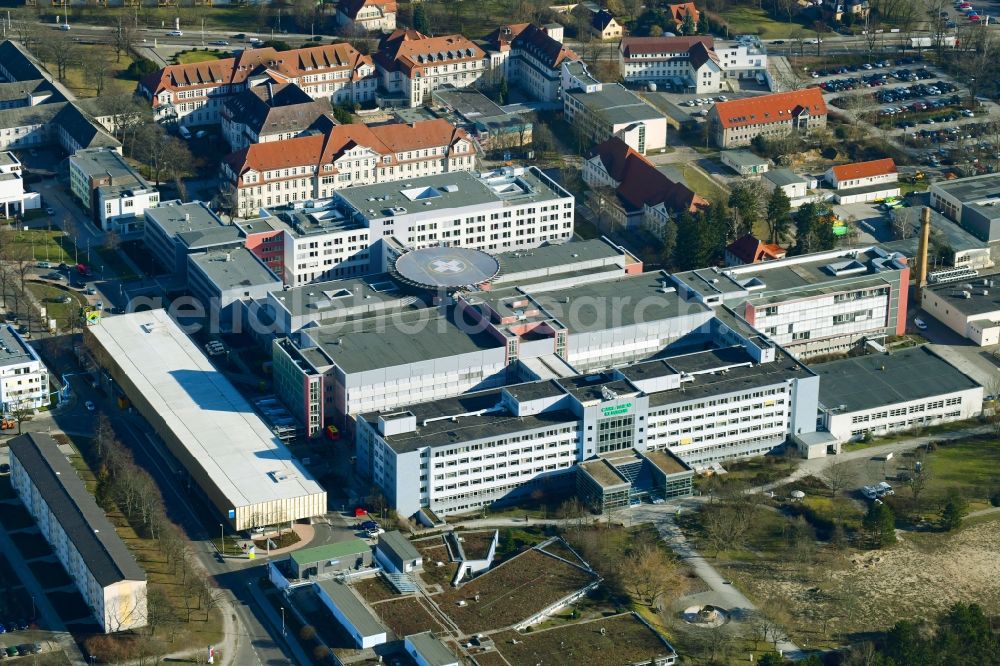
138, 43, 377, 127
725, 233, 787, 266
709, 88, 827, 148
667, 3, 701, 30
825, 158, 900, 204
583, 136, 709, 240
221, 118, 476, 217
374, 29, 487, 108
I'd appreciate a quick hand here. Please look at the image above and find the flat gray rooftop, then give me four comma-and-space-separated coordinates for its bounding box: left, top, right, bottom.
0, 324, 40, 368
274, 275, 406, 316
892, 206, 986, 254
433, 86, 508, 120
565, 83, 661, 125
315, 580, 386, 638
360, 388, 578, 454
526, 272, 711, 333
71, 148, 141, 181
933, 173, 1000, 202
271, 206, 366, 238
579, 459, 630, 489
306, 307, 504, 374
722, 150, 768, 167
337, 166, 569, 219
765, 168, 807, 187
0, 151, 18, 167
146, 201, 224, 237
177, 225, 244, 250
406, 632, 457, 666
814, 345, 980, 413
925, 274, 1000, 317
189, 247, 280, 292
647, 348, 808, 408
726, 247, 907, 299
494, 238, 627, 280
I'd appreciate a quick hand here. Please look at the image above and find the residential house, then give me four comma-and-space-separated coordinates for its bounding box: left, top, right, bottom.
591, 9, 624, 40
583, 136, 708, 237
337, 0, 397, 32
725, 233, 786, 266
221, 118, 476, 218
221, 82, 336, 151
374, 29, 487, 108
138, 43, 377, 126
709, 88, 827, 148
667, 3, 700, 31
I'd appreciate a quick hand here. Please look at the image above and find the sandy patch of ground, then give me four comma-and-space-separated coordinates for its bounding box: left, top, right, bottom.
726, 518, 1000, 643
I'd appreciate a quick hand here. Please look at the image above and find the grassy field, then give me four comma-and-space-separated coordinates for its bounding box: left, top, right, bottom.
6, 227, 74, 265
59, 44, 139, 99
26, 282, 85, 329
174, 49, 227, 64
923, 436, 1000, 509
714, 6, 810, 39
677, 163, 729, 205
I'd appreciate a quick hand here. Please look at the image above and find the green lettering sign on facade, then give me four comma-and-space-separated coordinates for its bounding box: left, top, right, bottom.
601, 402, 633, 417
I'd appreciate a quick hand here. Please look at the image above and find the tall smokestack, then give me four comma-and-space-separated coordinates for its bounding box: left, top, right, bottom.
915, 206, 931, 306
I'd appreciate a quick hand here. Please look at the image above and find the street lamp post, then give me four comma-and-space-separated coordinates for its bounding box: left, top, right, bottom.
280, 606, 285, 636
219, 523, 224, 556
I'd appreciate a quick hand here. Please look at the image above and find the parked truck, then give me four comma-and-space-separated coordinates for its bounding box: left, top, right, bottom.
910, 36, 958, 48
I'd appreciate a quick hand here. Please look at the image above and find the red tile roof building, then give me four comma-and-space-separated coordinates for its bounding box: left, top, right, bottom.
221, 118, 476, 217
336, 0, 397, 32
826, 158, 897, 190
484, 23, 579, 101
374, 30, 487, 108
709, 88, 827, 148
667, 3, 700, 30
584, 137, 709, 239
138, 44, 377, 126
725, 234, 787, 266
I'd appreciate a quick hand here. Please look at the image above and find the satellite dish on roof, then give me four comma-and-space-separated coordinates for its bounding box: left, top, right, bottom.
790, 490, 806, 499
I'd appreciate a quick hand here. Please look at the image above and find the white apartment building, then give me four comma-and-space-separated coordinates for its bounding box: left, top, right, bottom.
138, 44, 377, 126
618, 36, 722, 93
222, 119, 477, 218
355, 339, 819, 517
69, 148, 159, 236
0, 151, 40, 217
815, 346, 983, 443
9, 433, 147, 633
0, 325, 49, 412
618, 36, 767, 93
374, 30, 487, 107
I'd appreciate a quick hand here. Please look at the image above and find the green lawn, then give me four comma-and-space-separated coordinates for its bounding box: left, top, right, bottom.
8, 228, 75, 265
677, 163, 729, 205
26, 282, 85, 328
62, 5, 269, 33
714, 6, 809, 39
925, 437, 1000, 506
175, 49, 228, 64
